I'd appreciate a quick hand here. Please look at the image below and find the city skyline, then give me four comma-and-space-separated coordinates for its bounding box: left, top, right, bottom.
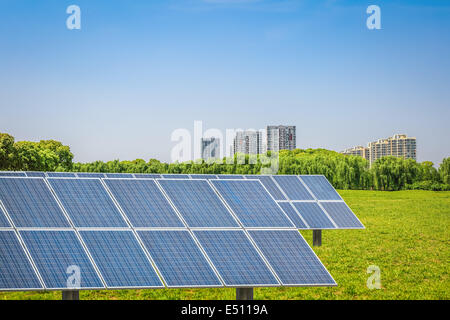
0, 1, 449, 166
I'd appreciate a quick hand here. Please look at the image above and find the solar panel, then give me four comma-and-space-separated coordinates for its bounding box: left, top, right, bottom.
20, 230, 104, 289
47, 178, 128, 228
0, 230, 43, 290
216, 175, 245, 179
277, 202, 308, 229
0, 172, 26, 177
0, 205, 11, 227
193, 230, 279, 286
138, 230, 222, 287
190, 174, 218, 180
299, 175, 342, 200
320, 202, 364, 228
104, 179, 184, 228
134, 174, 162, 179
210, 180, 294, 228
292, 202, 335, 229
272, 176, 314, 200
161, 174, 190, 179
0, 178, 70, 228
47, 172, 76, 178
80, 231, 163, 288
105, 173, 134, 178
76, 172, 106, 178
248, 230, 336, 286
25, 172, 46, 178
158, 179, 239, 228
245, 175, 286, 200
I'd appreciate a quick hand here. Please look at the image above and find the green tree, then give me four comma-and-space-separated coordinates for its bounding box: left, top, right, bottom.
0, 132, 15, 170
439, 158, 450, 184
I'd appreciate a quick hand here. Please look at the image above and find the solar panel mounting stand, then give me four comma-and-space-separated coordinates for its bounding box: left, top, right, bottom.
313, 230, 322, 247
236, 288, 253, 300
62, 290, 80, 300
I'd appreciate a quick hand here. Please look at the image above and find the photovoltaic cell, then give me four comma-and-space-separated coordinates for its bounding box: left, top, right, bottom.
20, 230, 104, 289
277, 202, 307, 229
0, 178, 70, 228
210, 180, 294, 228
162, 174, 190, 179
47, 178, 128, 228
138, 230, 222, 287
105, 173, 134, 178
0, 172, 26, 177
248, 230, 336, 286
292, 202, 335, 229
272, 176, 314, 200
0, 205, 11, 227
104, 179, 184, 228
80, 231, 163, 288
216, 175, 245, 179
320, 202, 364, 228
190, 174, 218, 180
46, 172, 76, 178
158, 179, 239, 228
193, 230, 279, 286
299, 175, 342, 200
134, 174, 162, 179
25, 172, 46, 178
0, 231, 42, 290
245, 175, 286, 200
76, 172, 106, 178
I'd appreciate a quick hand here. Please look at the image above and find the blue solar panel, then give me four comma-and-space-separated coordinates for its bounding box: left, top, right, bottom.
0, 231, 43, 290
80, 231, 163, 288
277, 202, 308, 229
105, 173, 134, 178
210, 180, 294, 228
76, 172, 106, 178
25, 172, 46, 178
21, 230, 104, 289
245, 175, 286, 200
161, 174, 190, 179
138, 230, 222, 287
158, 180, 239, 228
216, 175, 245, 179
292, 202, 335, 229
0, 178, 70, 228
190, 174, 218, 180
47, 178, 128, 228
134, 174, 162, 179
320, 202, 364, 228
272, 176, 314, 200
0, 172, 26, 177
47, 172, 76, 178
0, 205, 11, 227
104, 179, 184, 228
299, 176, 342, 200
248, 230, 336, 286
193, 230, 279, 286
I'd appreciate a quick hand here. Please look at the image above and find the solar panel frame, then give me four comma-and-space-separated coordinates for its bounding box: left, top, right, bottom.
104, 173, 135, 178
25, 172, 46, 178
76, 172, 106, 179
157, 179, 241, 228
272, 175, 315, 200
299, 175, 343, 201
192, 229, 281, 287
79, 230, 164, 289
161, 174, 191, 179
47, 178, 129, 228
46, 172, 77, 178
0, 172, 26, 177
244, 175, 287, 201
216, 175, 246, 179
210, 179, 296, 229
0, 230, 44, 291
136, 229, 224, 288
291, 201, 337, 229
134, 174, 162, 179
319, 201, 365, 229
248, 229, 337, 287
189, 174, 219, 180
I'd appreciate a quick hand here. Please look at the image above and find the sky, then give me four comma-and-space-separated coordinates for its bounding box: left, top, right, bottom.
0, 0, 449, 165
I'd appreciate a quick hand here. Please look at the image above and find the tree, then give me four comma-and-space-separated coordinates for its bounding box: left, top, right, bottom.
0, 132, 15, 170
439, 158, 450, 185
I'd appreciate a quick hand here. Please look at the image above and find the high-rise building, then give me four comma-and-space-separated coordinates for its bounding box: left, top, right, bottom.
341, 134, 416, 165
201, 137, 220, 161
232, 130, 263, 155
266, 125, 296, 152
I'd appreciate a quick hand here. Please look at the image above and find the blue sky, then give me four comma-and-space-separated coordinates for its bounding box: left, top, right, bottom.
0, 0, 449, 164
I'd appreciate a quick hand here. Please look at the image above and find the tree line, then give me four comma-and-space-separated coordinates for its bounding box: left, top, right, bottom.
1, 132, 449, 191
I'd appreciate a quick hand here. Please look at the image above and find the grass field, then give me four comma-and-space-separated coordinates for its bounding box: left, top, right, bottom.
1, 190, 449, 300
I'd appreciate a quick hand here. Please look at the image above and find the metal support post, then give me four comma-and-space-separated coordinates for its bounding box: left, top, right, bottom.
313, 230, 322, 247
62, 290, 80, 300
236, 288, 253, 300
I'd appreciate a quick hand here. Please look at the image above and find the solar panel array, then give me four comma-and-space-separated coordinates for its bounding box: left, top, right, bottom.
0, 172, 363, 291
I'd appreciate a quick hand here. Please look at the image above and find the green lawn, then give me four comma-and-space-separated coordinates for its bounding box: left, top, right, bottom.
1, 190, 449, 300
